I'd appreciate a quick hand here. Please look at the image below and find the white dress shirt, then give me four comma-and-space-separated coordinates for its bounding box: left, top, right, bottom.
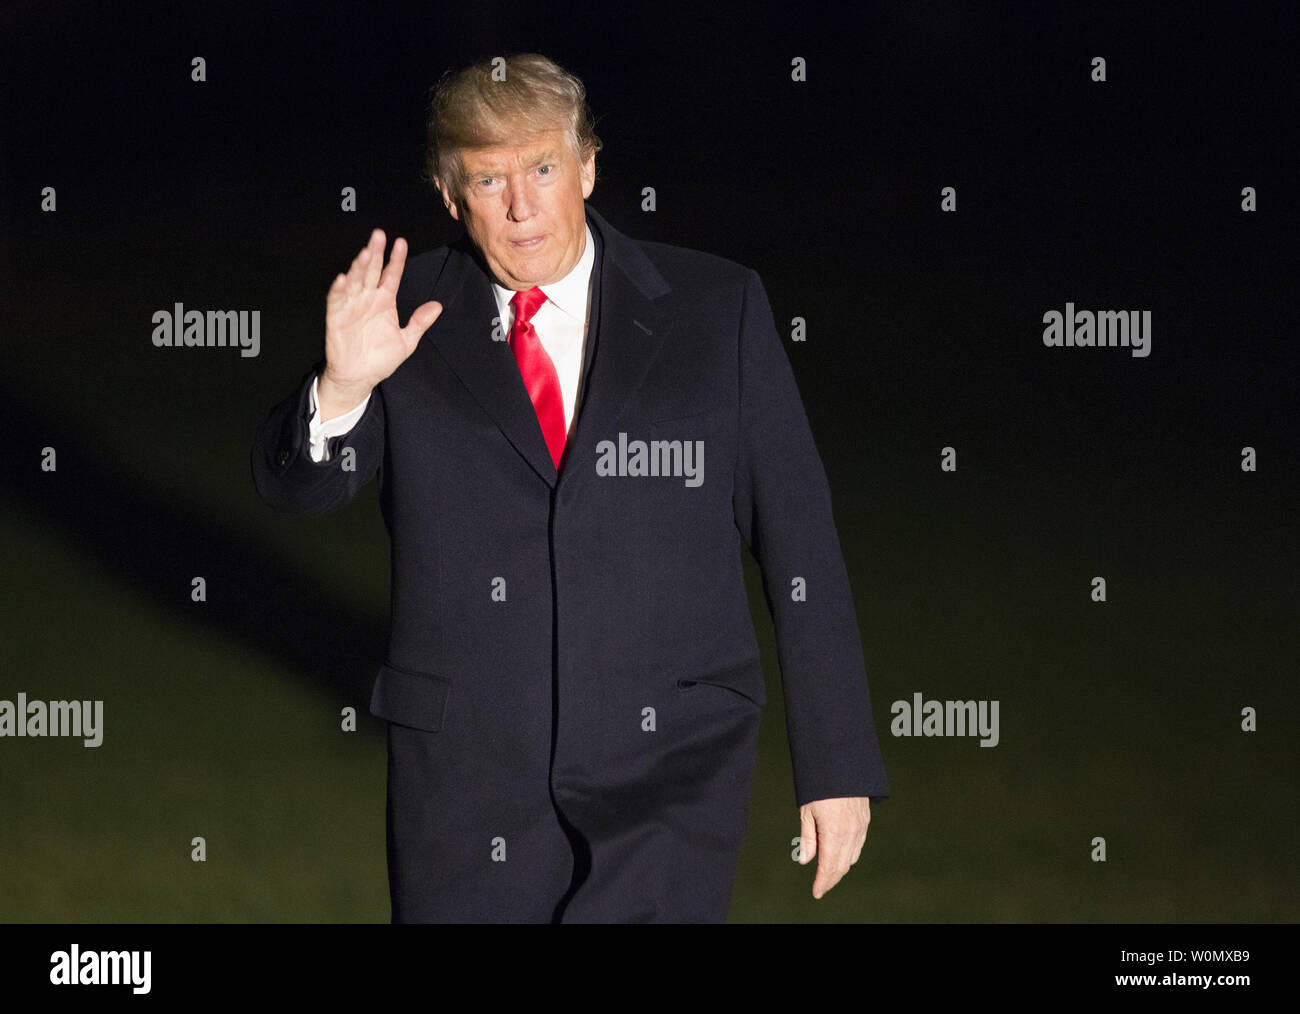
308, 222, 596, 462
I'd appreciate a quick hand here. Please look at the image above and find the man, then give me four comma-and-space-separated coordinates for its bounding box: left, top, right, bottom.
252, 53, 889, 923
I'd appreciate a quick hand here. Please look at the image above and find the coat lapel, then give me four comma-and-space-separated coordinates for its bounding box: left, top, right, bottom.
415, 203, 676, 491
560, 205, 675, 496
419, 232, 560, 486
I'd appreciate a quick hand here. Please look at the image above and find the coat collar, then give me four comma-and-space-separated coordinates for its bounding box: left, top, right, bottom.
416, 203, 676, 490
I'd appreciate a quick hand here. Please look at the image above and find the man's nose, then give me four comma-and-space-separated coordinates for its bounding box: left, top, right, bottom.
505, 180, 538, 221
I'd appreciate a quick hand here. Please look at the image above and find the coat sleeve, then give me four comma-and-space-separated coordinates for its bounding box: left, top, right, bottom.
731, 268, 890, 808
250, 359, 386, 516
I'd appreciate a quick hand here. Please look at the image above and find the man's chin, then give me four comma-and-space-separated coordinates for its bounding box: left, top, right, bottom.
497, 262, 553, 289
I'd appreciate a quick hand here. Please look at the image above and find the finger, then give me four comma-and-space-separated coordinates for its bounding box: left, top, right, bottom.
364, 228, 386, 289
798, 808, 817, 865
850, 802, 870, 864
327, 271, 347, 308
401, 300, 443, 349
812, 836, 852, 898
811, 822, 859, 896
381, 236, 409, 294
345, 240, 372, 298
812, 852, 849, 899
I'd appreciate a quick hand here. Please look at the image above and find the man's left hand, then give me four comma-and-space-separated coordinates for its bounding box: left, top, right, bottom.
798, 796, 871, 899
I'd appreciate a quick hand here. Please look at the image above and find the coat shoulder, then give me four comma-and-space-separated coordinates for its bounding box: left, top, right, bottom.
632, 236, 754, 296
398, 245, 454, 293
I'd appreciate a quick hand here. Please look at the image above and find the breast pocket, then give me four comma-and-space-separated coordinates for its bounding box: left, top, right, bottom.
368, 661, 452, 732
650, 406, 723, 429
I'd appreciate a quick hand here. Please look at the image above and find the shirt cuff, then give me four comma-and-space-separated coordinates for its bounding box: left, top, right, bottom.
308, 374, 371, 462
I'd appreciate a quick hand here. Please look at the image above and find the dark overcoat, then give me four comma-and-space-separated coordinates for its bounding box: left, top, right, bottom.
251, 203, 889, 922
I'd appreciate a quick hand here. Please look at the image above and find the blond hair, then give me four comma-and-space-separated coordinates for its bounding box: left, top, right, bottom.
424, 53, 602, 200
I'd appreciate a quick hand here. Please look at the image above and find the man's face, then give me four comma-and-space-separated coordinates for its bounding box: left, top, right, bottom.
438, 127, 596, 290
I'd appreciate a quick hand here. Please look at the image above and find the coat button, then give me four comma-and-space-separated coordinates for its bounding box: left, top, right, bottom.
277, 449, 290, 466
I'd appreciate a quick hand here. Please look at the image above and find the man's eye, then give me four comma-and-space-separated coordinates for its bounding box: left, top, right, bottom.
537, 165, 552, 175
478, 178, 494, 187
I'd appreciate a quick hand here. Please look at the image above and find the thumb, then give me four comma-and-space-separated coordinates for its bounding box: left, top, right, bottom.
403, 300, 443, 343
799, 807, 817, 865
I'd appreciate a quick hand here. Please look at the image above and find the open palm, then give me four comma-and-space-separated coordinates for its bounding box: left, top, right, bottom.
321, 228, 443, 398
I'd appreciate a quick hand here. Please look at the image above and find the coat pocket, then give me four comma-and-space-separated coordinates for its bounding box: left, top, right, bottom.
673, 656, 766, 710
368, 662, 452, 732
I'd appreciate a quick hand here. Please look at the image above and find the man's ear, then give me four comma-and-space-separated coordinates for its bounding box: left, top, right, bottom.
435, 179, 461, 222
580, 152, 596, 200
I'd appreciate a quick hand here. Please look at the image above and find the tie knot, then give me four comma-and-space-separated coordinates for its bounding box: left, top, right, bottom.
510, 286, 547, 327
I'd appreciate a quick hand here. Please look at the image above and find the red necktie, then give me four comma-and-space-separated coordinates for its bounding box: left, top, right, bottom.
508, 286, 567, 468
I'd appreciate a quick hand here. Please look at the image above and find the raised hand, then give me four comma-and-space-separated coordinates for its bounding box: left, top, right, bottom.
318, 228, 443, 420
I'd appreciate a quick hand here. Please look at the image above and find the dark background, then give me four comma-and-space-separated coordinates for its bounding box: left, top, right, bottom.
1, 0, 1296, 921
